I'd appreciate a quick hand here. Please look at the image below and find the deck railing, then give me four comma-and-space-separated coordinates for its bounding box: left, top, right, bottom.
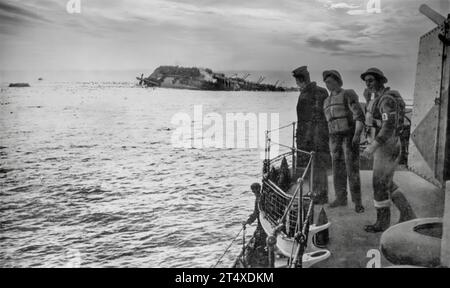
260, 122, 318, 267
260, 122, 315, 237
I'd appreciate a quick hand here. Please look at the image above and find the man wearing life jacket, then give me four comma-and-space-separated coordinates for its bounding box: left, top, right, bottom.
361, 68, 416, 233
293, 66, 330, 205
323, 70, 365, 213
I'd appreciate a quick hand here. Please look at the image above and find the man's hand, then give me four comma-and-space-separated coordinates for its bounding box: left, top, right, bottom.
361, 146, 374, 159
353, 121, 364, 148
362, 141, 380, 159
242, 221, 248, 227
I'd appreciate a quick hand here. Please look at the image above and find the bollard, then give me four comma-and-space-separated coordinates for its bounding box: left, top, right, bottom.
267, 235, 277, 268
314, 207, 329, 247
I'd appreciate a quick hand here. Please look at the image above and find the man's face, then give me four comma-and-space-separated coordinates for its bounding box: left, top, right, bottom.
252, 188, 260, 197
324, 77, 340, 92
295, 77, 307, 90
364, 75, 379, 92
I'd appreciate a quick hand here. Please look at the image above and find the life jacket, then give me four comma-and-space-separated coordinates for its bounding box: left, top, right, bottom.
323, 89, 351, 134
365, 88, 405, 136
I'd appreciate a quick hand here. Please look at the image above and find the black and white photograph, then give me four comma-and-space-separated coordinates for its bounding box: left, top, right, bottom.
0, 0, 449, 272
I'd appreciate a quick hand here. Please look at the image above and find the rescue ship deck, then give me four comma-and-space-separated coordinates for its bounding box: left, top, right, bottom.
312, 170, 443, 268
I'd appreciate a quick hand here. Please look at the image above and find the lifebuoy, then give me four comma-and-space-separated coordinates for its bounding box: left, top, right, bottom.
380, 218, 442, 267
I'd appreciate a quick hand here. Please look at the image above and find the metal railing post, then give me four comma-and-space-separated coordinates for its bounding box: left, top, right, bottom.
266, 131, 271, 167
310, 151, 315, 197
267, 235, 277, 268
299, 179, 304, 234
292, 122, 296, 176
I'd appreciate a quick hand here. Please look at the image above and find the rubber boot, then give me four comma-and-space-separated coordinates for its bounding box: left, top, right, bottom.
364, 207, 391, 233
391, 189, 416, 223
354, 200, 365, 214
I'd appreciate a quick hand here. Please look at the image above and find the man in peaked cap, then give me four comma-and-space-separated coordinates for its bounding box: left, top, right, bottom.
322, 70, 365, 213
293, 66, 330, 205
361, 67, 416, 233
292, 66, 310, 84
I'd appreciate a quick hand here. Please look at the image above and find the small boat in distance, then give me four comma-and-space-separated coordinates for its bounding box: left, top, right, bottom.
9, 83, 30, 87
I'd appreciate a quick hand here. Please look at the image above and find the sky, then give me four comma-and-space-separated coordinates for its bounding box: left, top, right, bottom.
0, 0, 449, 84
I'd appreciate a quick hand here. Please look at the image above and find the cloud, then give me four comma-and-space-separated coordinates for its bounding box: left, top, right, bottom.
306, 37, 353, 52
328, 2, 360, 10
321, 0, 365, 15
306, 36, 400, 58
330, 50, 400, 58
346, 9, 370, 15
331, 22, 370, 38
0, 0, 54, 36
322, 0, 383, 16
0, 1, 50, 23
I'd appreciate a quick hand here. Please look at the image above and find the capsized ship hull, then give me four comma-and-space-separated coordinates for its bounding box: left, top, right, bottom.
136, 65, 292, 91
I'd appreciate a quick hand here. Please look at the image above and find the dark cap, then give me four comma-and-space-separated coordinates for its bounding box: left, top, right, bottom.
323, 70, 343, 87
360, 68, 388, 83
292, 66, 309, 80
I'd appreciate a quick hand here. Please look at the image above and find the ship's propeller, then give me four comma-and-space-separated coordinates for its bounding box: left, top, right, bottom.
136, 73, 144, 86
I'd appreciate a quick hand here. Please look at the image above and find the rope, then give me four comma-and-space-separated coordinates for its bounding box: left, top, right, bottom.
270, 151, 295, 163
211, 226, 244, 268
267, 122, 296, 133
269, 140, 312, 155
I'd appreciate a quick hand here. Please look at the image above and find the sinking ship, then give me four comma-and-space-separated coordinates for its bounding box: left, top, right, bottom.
136, 66, 291, 91
218, 4, 450, 268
